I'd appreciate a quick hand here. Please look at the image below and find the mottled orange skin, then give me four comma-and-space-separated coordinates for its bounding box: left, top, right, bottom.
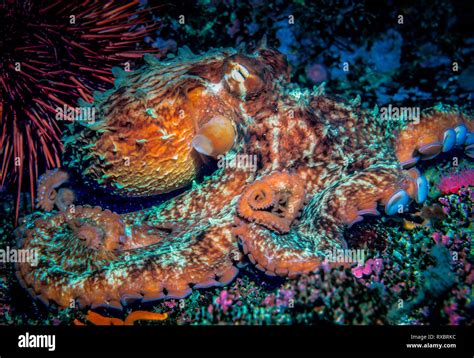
396, 111, 474, 167
17, 46, 472, 311
94, 86, 237, 196
237, 172, 306, 234
64, 50, 244, 196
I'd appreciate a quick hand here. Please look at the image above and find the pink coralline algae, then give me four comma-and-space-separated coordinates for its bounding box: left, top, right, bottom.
444, 303, 463, 325
438, 169, 474, 194
352, 258, 384, 278
163, 301, 177, 309
431, 232, 451, 246
214, 290, 234, 313
263, 289, 295, 308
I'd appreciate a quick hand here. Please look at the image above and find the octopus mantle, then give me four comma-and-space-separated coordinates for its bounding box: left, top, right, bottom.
16, 46, 474, 309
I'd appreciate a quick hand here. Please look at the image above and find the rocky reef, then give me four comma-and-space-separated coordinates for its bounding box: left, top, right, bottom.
0, 0, 472, 327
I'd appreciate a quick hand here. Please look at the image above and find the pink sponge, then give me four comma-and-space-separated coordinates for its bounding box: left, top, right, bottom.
438, 169, 474, 194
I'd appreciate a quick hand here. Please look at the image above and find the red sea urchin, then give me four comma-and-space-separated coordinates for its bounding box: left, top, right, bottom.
0, 0, 161, 223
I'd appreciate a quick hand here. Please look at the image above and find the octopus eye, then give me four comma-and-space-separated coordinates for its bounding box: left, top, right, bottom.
224, 59, 264, 97
192, 116, 236, 158
230, 64, 250, 83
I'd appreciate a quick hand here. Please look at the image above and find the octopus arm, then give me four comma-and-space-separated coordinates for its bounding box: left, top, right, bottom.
16, 169, 251, 309
16, 207, 240, 309
234, 166, 423, 277
395, 110, 473, 168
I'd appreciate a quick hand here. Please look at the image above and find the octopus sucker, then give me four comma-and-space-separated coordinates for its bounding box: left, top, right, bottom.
16, 45, 473, 310
233, 221, 321, 277
237, 172, 306, 234
395, 110, 474, 168
36, 169, 72, 212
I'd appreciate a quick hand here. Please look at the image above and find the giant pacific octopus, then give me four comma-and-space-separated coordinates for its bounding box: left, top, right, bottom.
16, 44, 474, 310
